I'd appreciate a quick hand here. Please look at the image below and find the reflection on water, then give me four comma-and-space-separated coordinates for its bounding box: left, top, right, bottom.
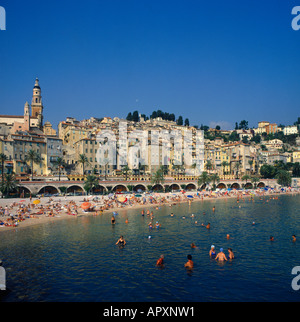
1, 194, 300, 302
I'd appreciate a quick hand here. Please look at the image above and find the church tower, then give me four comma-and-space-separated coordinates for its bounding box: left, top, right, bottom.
31, 78, 43, 128
24, 101, 30, 131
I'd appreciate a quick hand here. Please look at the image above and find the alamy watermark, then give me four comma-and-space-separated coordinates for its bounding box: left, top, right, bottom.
292, 6, 300, 30
0, 6, 6, 31
95, 121, 205, 171
0, 261, 5, 291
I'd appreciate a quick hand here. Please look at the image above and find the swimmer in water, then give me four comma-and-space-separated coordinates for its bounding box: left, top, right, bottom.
292, 235, 296, 242
156, 255, 164, 267
206, 223, 211, 229
215, 248, 227, 261
111, 215, 116, 224
170, 213, 174, 217
148, 222, 153, 229
125, 218, 129, 224
209, 245, 216, 258
213, 206, 215, 212
228, 248, 234, 260
191, 243, 197, 249
226, 234, 230, 240
116, 236, 126, 246
270, 236, 274, 242
184, 254, 194, 270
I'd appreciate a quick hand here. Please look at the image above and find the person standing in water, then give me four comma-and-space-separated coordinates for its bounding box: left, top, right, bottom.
228, 248, 234, 260
215, 248, 227, 261
116, 236, 126, 246
184, 254, 194, 270
209, 245, 216, 258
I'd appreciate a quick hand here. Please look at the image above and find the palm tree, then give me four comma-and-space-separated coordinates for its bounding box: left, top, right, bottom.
53, 157, 65, 181
242, 174, 251, 189
151, 167, 165, 186
205, 160, 213, 173
209, 173, 220, 190
25, 150, 41, 181
0, 173, 18, 198
0, 153, 7, 184
197, 171, 211, 190
83, 175, 99, 194
78, 154, 89, 176
233, 161, 241, 179
251, 176, 260, 188
221, 161, 229, 176
191, 163, 197, 176
248, 159, 254, 174
122, 165, 131, 181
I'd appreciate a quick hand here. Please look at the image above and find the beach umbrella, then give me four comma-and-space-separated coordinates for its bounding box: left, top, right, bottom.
187, 195, 194, 199
81, 202, 91, 210
33, 200, 40, 205
19, 200, 26, 203
227, 188, 232, 191
117, 196, 127, 203
135, 194, 142, 197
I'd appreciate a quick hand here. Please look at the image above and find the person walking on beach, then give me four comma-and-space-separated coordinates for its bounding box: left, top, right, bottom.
215, 248, 227, 261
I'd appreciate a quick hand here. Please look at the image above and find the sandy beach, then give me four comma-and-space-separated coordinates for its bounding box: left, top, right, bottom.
0, 187, 299, 233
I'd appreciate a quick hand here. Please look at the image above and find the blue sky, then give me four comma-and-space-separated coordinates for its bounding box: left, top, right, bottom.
0, 0, 300, 130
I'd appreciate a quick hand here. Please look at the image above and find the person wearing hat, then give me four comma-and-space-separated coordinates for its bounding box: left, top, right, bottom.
209, 245, 216, 258
215, 248, 227, 261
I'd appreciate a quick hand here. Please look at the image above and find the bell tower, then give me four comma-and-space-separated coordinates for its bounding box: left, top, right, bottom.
24, 101, 30, 131
31, 78, 43, 128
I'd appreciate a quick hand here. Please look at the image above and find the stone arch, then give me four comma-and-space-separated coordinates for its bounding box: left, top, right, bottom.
112, 184, 128, 193
91, 185, 107, 195
66, 185, 85, 194
258, 182, 265, 188
231, 182, 240, 190
185, 183, 197, 191
216, 182, 226, 189
18, 186, 32, 197
37, 185, 60, 195
244, 182, 253, 189
152, 184, 164, 192
169, 183, 180, 191
133, 184, 146, 192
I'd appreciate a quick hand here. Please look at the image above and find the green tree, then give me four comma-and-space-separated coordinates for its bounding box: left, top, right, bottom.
177, 116, 183, 126
242, 174, 251, 188
197, 171, 211, 189
260, 164, 276, 179
122, 165, 131, 181
0, 153, 7, 184
53, 157, 65, 181
276, 170, 291, 187
0, 173, 18, 198
83, 175, 99, 194
221, 161, 229, 175
205, 160, 214, 173
25, 149, 41, 181
78, 154, 90, 176
251, 176, 260, 188
292, 162, 300, 177
151, 167, 165, 186
209, 173, 220, 190
184, 118, 190, 127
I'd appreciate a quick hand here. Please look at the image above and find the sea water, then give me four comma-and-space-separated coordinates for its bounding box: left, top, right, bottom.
1, 194, 300, 302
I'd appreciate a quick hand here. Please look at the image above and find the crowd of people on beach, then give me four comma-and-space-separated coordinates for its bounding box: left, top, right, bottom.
0, 186, 299, 235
